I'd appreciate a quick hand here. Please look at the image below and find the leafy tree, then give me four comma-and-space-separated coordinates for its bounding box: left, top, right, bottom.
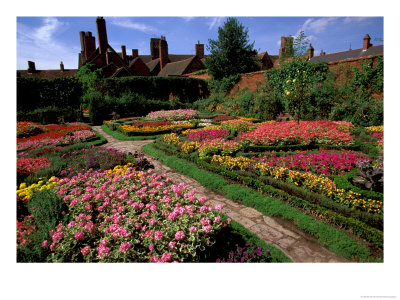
75, 64, 104, 108
293, 30, 310, 57
204, 18, 258, 80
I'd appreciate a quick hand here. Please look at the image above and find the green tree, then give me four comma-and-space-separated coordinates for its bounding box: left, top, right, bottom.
75, 64, 104, 109
204, 18, 258, 80
293, 30, 310, 57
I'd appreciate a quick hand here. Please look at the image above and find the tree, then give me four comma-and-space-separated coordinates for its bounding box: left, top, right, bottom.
204, 18, 258, 80
75, 64, 104, 109
293, 30, 310, 57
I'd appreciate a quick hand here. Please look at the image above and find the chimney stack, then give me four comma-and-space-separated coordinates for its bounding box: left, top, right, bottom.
150, 38, 160, 60
84, 31, 96, 60
121, 45, 127, 63
159, 36, 168, 70
195, 40, 204, 59
363, 34, 372, 50
320, 50, 325, 56
96, 17, 108, 54
279, 36, 294, 58
79, 31, 86, 53
60, 61, 65, 72
307, 43, 314, 60
27, 61, 36, 73
132, 49, 139, 59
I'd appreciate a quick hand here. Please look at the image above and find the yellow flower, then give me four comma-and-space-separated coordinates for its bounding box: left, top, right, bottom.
286, 91, 290, 95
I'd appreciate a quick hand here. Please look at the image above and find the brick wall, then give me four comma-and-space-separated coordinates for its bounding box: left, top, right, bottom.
229, 71, 266, 95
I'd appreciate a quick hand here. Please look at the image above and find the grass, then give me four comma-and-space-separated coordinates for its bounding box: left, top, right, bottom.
142, 142, 377, 262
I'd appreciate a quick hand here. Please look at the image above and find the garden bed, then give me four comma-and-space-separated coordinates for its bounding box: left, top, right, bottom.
144, 119, 384, 259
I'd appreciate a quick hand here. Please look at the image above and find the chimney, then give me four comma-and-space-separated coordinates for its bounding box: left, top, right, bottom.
106, 48, 113, 65
195, 40, 204, 59
84, 31, 96, 60
60, 61, 65, 72
132, 49, 139, 59
307, 43, 314, 60
121, 45, 127, 63
27, 61, 36, 73
150, 38, 160, 60
279, 36, 294, 58
159, 36, 168, 70
363, 34, 372, 50
320, 50, 325, 56
96, 17, 108, 54
79, 31, 86, 53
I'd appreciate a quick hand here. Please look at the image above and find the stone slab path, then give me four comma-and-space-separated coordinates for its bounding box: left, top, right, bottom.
93, 126, 348, 262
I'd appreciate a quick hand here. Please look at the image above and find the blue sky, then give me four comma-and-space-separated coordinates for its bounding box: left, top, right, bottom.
16, 16, 383, 70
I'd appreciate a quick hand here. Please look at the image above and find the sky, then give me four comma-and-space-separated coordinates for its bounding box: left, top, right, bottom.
16, 16, 384, 70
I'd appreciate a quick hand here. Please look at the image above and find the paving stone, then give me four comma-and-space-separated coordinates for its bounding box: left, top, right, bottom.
240, 207, 264, 218
250, 224, 284, 240
263, 216, 300, 239
277, 237, 297, 249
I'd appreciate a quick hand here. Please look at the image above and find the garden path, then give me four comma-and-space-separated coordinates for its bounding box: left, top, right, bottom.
93, 126, 349, 263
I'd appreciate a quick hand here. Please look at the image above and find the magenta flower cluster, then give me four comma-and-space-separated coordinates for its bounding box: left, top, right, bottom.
43, 165, 228, 262
186, 130, 230, 142
254, 150, 372, 175
146, 109, 200, 121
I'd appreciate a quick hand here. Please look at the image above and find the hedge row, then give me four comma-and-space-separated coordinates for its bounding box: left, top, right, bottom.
17, 77, 82, 111
95, 76, 209, 103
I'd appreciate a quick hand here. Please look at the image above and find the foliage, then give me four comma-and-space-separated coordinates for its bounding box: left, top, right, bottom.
207, 74, 241, 94
204, 18, 258, 79
17, 77, 82, 112
75, 64, 105, 109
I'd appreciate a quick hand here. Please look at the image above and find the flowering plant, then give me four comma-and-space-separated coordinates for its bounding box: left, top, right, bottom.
146, 109, 199, 121
41, 164, 228, 262
186, 130, 230, 142
17, 157, 51, 177
221, 120, 256, 132
239, 120, 354, 146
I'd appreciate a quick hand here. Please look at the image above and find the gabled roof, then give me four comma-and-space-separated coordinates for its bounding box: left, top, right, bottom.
309, 45, 383, 63
146, 58, 160, 73
158, 56, 196, 77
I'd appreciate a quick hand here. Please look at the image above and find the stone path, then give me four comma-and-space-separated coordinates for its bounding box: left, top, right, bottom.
93, 126, 348, 262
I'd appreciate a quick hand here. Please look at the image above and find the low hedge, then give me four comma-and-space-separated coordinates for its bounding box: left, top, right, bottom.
150, 140, 383, 248
17, 107, 82, 124
142, 142, 376, 261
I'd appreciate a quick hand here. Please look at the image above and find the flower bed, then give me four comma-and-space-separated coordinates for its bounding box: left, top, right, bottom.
253, 150, 372, 176
221, 120, 257, 132
118, 122, 194, 136
146, 109, 200, 121
211, 154, 382, 214
186, 129, 230, 142
239, 120, 354, 146
17, 121, 47, 138
19, 164, 229, 262
17, 157, 51, 177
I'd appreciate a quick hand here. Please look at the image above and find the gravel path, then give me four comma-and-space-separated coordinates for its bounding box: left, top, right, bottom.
93, 126, 349, 262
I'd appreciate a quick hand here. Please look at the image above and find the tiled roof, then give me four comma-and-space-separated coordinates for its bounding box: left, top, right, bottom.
17, 69, 78, 79
309, 45, 383, 63
146, 58, 160, 73
158, 56, 196, 77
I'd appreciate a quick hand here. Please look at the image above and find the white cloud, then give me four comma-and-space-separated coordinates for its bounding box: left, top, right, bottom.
109, 18, 158, 33
17, 17, 78, 70
343, 17, 368, 24
300, 17, 338, 34
206, 17, 225, 30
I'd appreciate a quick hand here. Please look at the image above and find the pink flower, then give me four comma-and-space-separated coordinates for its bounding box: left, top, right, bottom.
154, 231, 163, 240
227, 218, 232, 224
189, 226, 197, 233
214, 216, 221, 223
100, 239, 108, 246
148, 218, 156, 226
120, 242, 131, 252
175, 230, 185, 241
81, 245, 91, 256
168, 241, 176, 249
214, 204, 223, 210
149, 244, 154, 251
203, 226, 211, 233
161, 252, 172, 262
41, 240, 48, 248
74, 231, 84, 240
68, 221, 76, 228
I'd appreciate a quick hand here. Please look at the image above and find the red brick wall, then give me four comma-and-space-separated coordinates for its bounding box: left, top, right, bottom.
229, 71, 266, 95
185, 72, 211, 80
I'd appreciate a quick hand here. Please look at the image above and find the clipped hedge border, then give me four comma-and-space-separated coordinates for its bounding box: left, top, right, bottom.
142, 142, 377, 262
